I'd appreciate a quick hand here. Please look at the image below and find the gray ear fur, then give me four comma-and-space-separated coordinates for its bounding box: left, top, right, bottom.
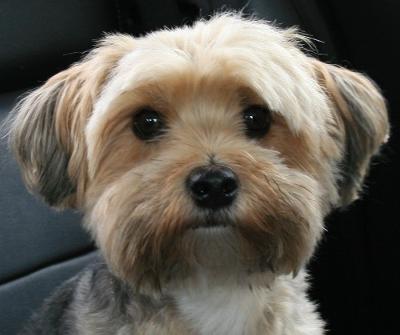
4, 34, 135, 208
7, 83, 75, 207
314, 61, 390, 206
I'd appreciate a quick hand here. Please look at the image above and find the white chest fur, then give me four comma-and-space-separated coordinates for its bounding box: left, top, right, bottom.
170, 270, 325, 335
172, 274, 265, 335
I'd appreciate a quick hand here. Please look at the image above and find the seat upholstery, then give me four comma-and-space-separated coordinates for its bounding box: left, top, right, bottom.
0, 1, 338, 334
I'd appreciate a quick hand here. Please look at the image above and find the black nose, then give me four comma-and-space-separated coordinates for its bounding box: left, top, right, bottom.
186, 166, 238, 210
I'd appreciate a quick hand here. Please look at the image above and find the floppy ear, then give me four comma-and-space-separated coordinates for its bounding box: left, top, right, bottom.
312, 60, 390, 206
7, 34, 135, 208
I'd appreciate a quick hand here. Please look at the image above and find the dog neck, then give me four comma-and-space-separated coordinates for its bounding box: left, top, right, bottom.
171, 270, 272, 335
165, 227, 276, 335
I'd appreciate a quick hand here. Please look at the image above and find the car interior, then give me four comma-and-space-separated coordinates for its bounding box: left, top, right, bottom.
0, 1, 398, 334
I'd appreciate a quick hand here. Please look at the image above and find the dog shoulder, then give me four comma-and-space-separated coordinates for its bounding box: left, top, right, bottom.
18, 259, 112, 335
18, 271, 82, 334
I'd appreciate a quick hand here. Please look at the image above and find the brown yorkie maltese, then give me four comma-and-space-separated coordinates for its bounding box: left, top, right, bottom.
7, 13, 389, 335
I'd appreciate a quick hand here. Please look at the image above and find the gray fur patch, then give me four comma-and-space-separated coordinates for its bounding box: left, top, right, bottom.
332, 72, 387, 205
9, 85, 75, 206
19, 258, 170, 335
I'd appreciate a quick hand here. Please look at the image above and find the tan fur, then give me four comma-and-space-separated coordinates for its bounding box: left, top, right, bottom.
6, 13, 389, 335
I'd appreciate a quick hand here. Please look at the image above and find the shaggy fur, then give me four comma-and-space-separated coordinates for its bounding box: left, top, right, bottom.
6, 13, 389, 335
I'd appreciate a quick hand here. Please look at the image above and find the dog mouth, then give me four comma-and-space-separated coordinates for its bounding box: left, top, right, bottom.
190, 212, 233, 229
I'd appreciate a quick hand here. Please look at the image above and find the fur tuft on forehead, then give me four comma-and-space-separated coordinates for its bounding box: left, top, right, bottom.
90, 14, 329, 144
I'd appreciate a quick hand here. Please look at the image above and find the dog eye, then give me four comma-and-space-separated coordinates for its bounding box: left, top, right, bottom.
132, 108, 165, 140
242, 105, 272, 138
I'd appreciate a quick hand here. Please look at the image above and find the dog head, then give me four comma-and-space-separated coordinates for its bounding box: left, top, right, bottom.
7, 14, 389, 288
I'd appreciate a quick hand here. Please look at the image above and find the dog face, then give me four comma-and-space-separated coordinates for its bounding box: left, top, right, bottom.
8, 14, 389, 288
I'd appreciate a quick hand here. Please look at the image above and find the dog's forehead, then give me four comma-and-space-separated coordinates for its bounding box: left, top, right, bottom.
93, 16, 330, 135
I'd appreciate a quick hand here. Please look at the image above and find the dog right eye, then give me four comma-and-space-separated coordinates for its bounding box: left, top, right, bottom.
132, 108, 166, 140
242, 105, 272, 139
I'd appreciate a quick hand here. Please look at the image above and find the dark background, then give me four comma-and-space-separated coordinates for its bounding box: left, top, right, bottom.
0, 1, 398, 334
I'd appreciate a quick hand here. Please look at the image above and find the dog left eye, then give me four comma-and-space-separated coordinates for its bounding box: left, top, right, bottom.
132, 108, 165, 140
242, 105, 272, 138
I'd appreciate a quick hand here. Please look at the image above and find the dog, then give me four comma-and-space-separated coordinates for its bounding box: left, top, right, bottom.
6, 13, 389, 335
